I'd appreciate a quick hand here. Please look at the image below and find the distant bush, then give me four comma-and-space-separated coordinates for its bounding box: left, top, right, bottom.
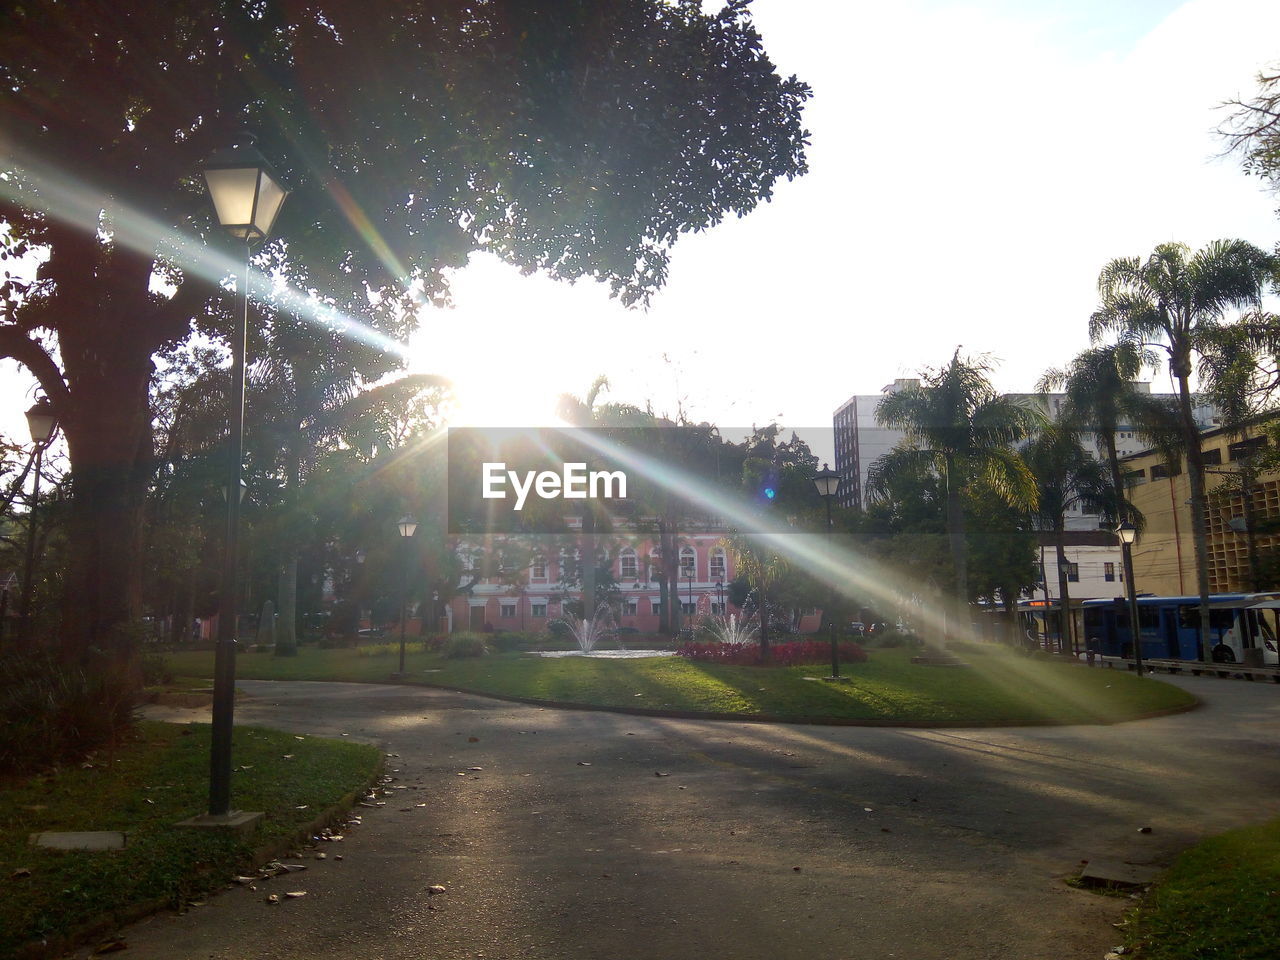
868, 630, 920, 649
141, 650, 173, 685
675, 639, 868, 667
486, 631, 548, 653
0, 652, 136, 775
442, 633, 489, 659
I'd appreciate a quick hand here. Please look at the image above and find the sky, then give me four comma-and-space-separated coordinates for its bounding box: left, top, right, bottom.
5, 0, 1280, 468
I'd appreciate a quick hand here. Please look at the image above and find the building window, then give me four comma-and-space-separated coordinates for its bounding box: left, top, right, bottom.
1034, 561, 1045, 584
651, 600, 663, 617
681, 601, 697, 616
1104, 562, 1116, 582
679, 547, 696, 580
624, 599, 638, 616
500, 602, 516, 618
530, 558, 547, 580
620, 549, 638, 581
531, 602, 547, 618
709, 548, 726, 582
1202, 448, 1222, 466
1066, 562, 1079, 583
710, 602, 726, 616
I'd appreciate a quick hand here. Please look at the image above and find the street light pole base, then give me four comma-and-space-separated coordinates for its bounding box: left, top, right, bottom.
176, 810, 264, 834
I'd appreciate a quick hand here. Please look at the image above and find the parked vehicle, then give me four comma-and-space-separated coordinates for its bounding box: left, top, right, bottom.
1080, 593, 1280, 664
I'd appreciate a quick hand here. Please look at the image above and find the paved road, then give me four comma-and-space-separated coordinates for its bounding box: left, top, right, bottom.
80, 674, 1280, 960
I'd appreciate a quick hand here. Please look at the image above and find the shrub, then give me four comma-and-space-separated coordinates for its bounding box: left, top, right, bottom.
0, 652, 136, 775
140, 649, 173, 685
441, 632, 489, 659
674, 639, 868, 667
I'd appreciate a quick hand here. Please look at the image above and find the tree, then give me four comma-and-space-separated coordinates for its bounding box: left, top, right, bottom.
1090, 241, 1275, 659
724, 534, 788, 659
874, 350, 1041, 640
1020, 426, 1116, 652
0, 0, 810, 676
1040, 343, 1170, 645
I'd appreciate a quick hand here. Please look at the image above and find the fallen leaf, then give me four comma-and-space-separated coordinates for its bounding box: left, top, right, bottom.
468, 737, 479, 743
577, 761, 592, 767
427, 884, 447, 896
285, 891, 307, 899
654, 772, 670, 777
93, 938, 127, 954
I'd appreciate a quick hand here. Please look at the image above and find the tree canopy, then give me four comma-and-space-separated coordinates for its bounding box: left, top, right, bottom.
0, 0, 811, 666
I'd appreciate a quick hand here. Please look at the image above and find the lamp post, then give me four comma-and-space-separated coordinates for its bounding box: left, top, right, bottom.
813, 463, 841, 679
201, 131, 288, 821
1116, 521, 1143, 677
715, 580, 724, 617
18, 398, 58, 644
686, 572, 694, 624
396, 517, 418, 676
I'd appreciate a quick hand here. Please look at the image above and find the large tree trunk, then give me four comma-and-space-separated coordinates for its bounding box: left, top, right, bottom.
1174, 366, 1211, 661
58, 321, 154, 687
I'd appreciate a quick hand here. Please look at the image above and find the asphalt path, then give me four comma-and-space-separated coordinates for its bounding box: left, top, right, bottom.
77, 673, 1280, 960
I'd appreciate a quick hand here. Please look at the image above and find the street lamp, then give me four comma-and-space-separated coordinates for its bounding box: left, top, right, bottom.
1115, 520, 1144, 677
813, 464, 843, 680
396, 516, 418, 676
19, 398, 58, 644
200, 131, 288, 824
715, 580, 724, 617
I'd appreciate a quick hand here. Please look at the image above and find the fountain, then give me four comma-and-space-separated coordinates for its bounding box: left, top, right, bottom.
540, 603, 673, 659
560, 604, 617, 653
705, 612, 759, 645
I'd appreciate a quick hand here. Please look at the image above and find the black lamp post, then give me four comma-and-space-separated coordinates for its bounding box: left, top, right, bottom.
201, 131, 288, 822
396, 516, 418, 676
1116, 521, 1143, 677
813, 463, 841, 679
686, 572, 694, 622
715, 579, 724, 616
19, 398, 58, 644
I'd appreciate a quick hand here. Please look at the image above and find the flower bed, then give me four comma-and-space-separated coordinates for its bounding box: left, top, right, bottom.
675, 639, 868, 667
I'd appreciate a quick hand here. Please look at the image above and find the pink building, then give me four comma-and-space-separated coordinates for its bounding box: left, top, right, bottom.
444, 530, 821, 636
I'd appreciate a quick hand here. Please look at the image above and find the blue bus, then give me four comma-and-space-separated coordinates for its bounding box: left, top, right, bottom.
1081, 594, 1280, 663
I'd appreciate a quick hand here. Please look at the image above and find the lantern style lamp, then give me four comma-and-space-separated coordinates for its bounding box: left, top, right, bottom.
1116, 521, 1137, 546
202, 133, 289, 242
812, 463, 840, 500
25, 398, 57, 445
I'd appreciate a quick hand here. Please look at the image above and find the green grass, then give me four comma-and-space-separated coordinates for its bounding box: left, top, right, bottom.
1122, 817, 1280, 959
164, 643, 1195, 725
0, 722, 379, 956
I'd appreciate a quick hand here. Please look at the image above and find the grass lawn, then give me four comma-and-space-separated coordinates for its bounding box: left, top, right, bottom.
1122, 817, 1280, 959
164, 642, 1195, 725
0, 722, 379, 956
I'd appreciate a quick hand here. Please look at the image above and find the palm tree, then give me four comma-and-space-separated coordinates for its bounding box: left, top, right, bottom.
1090, 240, 1275, 659
875, 350, 1042, 637
1020, 426, 1116, 653
1039, 343, 1170, 648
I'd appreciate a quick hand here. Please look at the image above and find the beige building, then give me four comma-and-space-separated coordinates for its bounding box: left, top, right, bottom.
1122, 419, 1278, 596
